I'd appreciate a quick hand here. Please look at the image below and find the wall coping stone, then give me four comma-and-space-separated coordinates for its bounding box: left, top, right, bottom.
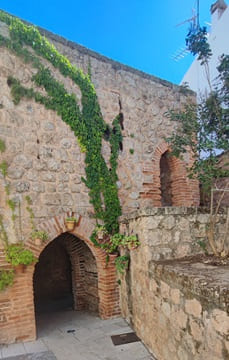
149, 257, 229, 312
119, 206, 228, 222
0, 10, 194, 95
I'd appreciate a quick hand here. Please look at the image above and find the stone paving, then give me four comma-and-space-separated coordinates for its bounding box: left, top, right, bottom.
0, 311, 156, 360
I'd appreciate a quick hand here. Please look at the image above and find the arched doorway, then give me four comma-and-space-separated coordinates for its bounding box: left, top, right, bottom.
0, 214, 120, 344
34, 237, 73, 313
33, 233, 99, 315
34, 232, 100, 337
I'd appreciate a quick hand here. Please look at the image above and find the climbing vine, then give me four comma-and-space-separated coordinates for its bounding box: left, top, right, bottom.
0, 270, 14, 291
0, 138, 42, 289
0, 10, 122, 234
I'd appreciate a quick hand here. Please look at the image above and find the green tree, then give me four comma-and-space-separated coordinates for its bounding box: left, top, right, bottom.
166, 25, 229, 257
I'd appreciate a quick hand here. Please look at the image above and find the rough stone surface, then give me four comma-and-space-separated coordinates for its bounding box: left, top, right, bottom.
120, 249, 229, 360
185, 299, 202, 318
120, 208, 229, 360
120, 207, 229, 260
0, 20, 198, 237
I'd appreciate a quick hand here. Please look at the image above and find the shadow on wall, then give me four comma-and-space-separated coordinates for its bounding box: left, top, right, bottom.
33, 236, 73, 313
160, 151, 173, 206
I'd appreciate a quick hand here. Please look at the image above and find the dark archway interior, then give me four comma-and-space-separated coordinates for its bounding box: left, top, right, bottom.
33, 236, 73, 313
160, 151, 173, 206
33, 233, 99, 315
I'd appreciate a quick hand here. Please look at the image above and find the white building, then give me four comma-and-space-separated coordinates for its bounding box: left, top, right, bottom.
181, 0, 229, 97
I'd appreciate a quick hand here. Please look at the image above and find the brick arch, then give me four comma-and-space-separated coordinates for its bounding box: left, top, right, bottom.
0, 213, 120, 344
26, 212, 101, 259
140, 141, 199, 207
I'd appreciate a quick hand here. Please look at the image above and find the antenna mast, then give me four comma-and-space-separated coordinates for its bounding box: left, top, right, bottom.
171, 2, 199, 62
197, 0, 200, 28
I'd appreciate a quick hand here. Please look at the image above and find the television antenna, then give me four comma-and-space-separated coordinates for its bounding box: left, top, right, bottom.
171, 0, 200, 62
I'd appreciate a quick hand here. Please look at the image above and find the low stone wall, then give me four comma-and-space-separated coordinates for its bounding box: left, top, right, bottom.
121, 259, 229, 360
119, 207, 229, 360
120, 207, 228, 260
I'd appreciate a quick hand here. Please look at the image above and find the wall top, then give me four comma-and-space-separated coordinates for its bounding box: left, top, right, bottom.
119, 206, 228, 222
0, 10, 194, 95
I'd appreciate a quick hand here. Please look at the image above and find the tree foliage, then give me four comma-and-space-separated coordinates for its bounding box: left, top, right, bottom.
186, 26, 212, 65
167, 22, 229, 257
167, 26, 229, 193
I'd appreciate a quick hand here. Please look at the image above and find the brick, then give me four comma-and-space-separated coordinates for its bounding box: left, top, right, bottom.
0, 214, 120, 344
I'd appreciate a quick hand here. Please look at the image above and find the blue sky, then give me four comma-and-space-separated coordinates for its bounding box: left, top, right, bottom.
0, 0, 215, 84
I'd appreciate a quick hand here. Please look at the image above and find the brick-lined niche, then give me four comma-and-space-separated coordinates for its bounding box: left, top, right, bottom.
0, 214, 120, 344
140, 141, 199, 207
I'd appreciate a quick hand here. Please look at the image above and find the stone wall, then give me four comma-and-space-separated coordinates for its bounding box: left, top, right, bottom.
119, 208, 229, 360
0, 15, 199, 345
120, 207, 228, 260
121, 259, 229, 360
0, 19, 199, 240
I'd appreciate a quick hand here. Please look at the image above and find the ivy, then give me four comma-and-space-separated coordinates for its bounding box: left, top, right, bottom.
31, 230, 49, 242
0, 270, 14, 291
0, 138, 6, 153
5, 244, 37, 266
0, 214, 8, 245
91, 226, 139, 256
115, 255, 130, 274
0, 161, 8, 177
0, 11, 122, 234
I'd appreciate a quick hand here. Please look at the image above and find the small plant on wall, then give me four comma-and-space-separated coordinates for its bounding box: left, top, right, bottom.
91, 227, 139, 272
0, 139, 6, 153
65, 216, 79, 231
115, 255, 130, 274
0, 139, 37, 277
94, 225, 108, 240
0, 270, 14, 291
5, 244, 37, 273
25, 196, 49, 246
31, 230, 49, 246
